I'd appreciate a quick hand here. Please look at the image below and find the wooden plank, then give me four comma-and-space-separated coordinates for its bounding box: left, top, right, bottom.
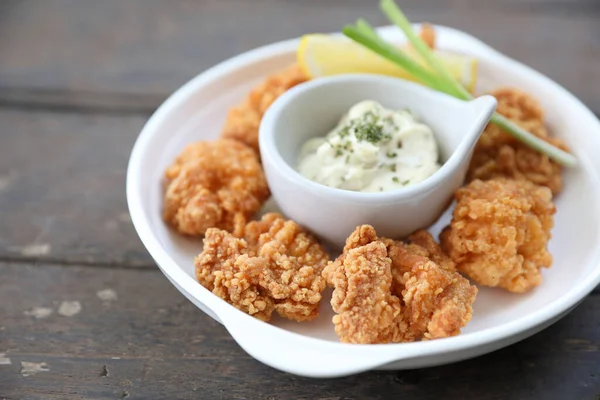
0, 87, 163, 115
0, 262, 599, 400
0, 109, 153, 267
0, 0, 598, 112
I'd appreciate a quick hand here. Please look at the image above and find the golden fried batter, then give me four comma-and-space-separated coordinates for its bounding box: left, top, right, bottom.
323, 226, 477, 344
323, 226, 403, 344
195, 213, 329, 322
196, 229, 274, 320
440, 178, 555, 293
397, 229, 456, 272
467, 88, 568, 194
163, 139, 270, 236
221, 64, 307, 152
387, 235, 477, 342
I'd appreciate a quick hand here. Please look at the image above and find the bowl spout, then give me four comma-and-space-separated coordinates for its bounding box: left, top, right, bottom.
438, 95, 497, 163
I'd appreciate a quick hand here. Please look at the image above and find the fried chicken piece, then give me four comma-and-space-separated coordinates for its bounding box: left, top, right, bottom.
440, 178, 555, 293
195, 213, 329, 322
196, 229, 274, 320
163, 139, 270, 236
467, 88, 568, 194
386, 235, 477, 341
323, 226, 403, 344
323, 226, 477, 344
221, 64, 307, 152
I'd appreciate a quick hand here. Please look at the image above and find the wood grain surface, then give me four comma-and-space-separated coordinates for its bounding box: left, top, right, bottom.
0, 109, 152, 267
0, 0, 598, 112
1, 263, 599, 400
0, 0, 599, 399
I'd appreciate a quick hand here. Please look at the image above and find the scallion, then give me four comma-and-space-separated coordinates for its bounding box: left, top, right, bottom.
340, 0, 576, 167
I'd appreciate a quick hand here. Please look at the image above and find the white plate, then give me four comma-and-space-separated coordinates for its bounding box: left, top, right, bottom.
127, 25, 600, 378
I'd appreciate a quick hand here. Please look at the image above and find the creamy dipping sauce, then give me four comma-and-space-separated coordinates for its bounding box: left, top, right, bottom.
297, 100, 441, 192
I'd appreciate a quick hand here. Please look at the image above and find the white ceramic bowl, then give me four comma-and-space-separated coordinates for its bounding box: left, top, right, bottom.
127, 25, 600, 378
259, 74, 496, 248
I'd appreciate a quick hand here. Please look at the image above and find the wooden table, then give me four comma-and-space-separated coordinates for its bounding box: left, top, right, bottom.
1, 1, 598, 399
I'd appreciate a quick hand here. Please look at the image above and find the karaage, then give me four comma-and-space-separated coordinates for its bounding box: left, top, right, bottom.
221, 64, 307, 152
467, 88, 568, 194
195, 213, 329, 322
163, 139, 270, 236
323, 226, 477, 344
440, 178, 555, 293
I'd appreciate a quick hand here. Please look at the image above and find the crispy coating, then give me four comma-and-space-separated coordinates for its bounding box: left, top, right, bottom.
387, 235, 477, 341
221, 64, 307, 152
397, 230, 456, 272
323, 226, 403, 344
196, 229, 274, 320
467, 88, 568, 194
440, 179, 555, 293
195, 213, 329, 322
163, 139, 270, 236
323, 226, 477, 344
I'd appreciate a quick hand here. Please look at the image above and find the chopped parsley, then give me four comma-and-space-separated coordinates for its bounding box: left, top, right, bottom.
402, 180, 410, 185
338, 125, 351, 138
392, 177, 399, 183
389, 164, 397, 172
386, 152, 397, 158
335, 148, 343, 157
355, 122, 384, 144
336, 110, 388, 144
345, 155, 350, 164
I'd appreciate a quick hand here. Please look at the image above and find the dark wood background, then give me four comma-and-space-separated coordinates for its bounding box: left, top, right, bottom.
1, 1, 599, 399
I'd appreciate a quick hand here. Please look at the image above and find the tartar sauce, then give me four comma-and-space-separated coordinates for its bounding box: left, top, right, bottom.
297, 100, 441, 192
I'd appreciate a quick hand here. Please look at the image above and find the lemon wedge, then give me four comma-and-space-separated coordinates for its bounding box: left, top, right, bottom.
297, 34, 478, 92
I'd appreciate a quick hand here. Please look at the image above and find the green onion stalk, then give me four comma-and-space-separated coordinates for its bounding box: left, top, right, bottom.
342, 0, 576, 167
